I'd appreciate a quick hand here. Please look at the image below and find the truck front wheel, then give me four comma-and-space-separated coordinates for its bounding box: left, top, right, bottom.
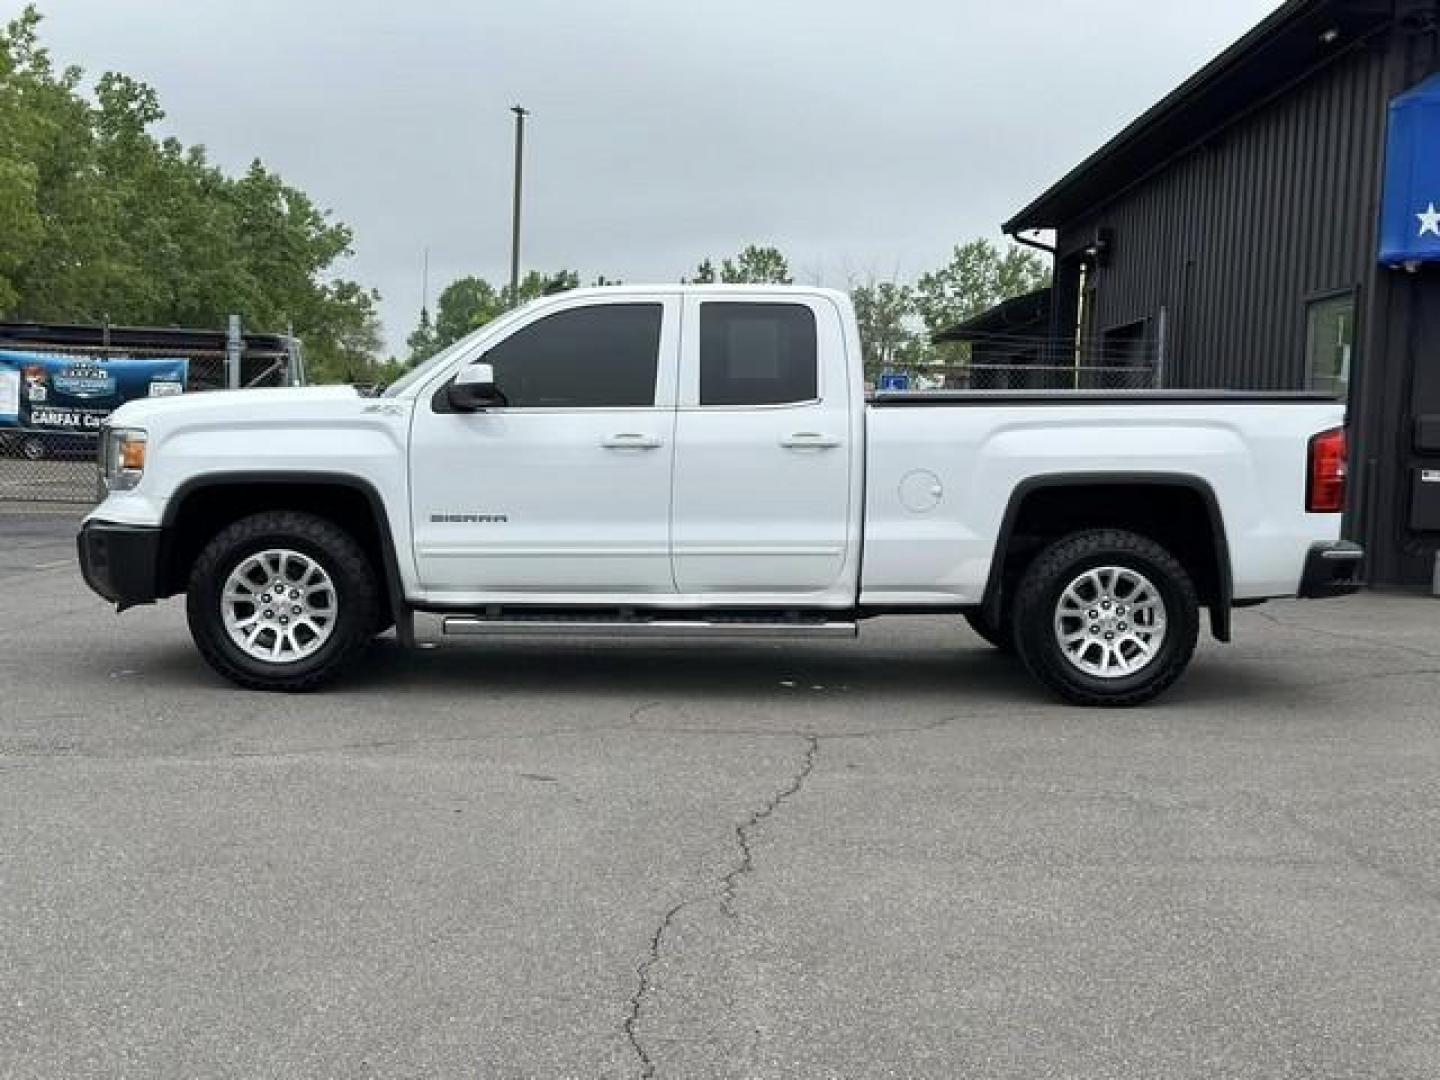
1012, 529, 1199, 707
185, 511, 379, 691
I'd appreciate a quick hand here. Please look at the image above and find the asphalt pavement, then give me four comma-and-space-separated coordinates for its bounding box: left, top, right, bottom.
2, 510, 1439, 1079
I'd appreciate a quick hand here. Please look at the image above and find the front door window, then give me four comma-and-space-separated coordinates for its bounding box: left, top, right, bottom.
485, 304, 662, 408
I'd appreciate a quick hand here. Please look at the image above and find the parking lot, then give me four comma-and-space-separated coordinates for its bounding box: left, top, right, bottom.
3, 510, 1439, 1079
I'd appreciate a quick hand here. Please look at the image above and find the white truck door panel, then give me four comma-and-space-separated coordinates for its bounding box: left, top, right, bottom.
408, 297, 679, 595
671, 296, 857, 598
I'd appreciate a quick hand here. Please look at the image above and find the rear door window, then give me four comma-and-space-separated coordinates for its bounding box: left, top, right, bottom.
698, 303, 817, 406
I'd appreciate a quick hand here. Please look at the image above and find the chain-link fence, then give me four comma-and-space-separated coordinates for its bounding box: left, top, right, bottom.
1, 325, 301, 505
874, 360, 1161, 393
903, 325, 1165, 392
964, 361, 1160, 390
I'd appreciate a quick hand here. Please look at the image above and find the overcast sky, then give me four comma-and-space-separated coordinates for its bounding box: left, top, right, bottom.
40, 0, 1280, 354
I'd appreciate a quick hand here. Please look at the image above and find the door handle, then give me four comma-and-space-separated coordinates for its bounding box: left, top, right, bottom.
601, 433, 663, 449
780, 432, 841, 449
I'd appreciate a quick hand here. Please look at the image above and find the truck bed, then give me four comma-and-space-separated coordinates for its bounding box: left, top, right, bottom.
870, 390, 1338, 406
860, 391, 1348, 606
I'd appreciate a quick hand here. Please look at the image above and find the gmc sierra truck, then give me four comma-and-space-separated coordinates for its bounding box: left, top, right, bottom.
78, 285, 1362, 706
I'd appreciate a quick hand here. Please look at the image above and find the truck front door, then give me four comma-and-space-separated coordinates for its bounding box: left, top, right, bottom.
408, 296, 679, 599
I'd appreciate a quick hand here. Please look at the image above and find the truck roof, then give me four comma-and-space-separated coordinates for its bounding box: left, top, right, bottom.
529, 284, 850, 303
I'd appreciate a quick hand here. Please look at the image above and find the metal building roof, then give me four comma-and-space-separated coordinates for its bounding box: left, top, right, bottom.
933, 289, 1052, 343
1004, 0, 1394, 234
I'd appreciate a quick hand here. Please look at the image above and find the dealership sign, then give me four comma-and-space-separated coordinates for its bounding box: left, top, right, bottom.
1380, 73, 1440, 266
0, 351, 188, 433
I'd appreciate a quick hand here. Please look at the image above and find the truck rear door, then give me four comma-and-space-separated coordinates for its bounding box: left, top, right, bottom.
670, 294, 860, 603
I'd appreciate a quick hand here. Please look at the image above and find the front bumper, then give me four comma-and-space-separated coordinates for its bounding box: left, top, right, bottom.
1298, 541, 1365, 599
77, 520, 165, 610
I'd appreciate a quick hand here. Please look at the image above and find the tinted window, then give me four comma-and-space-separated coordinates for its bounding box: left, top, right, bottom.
699, 303, 817, 406
485, 304, 661, 408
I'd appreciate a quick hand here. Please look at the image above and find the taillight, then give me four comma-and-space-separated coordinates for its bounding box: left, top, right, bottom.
1307, 427, 1347, 513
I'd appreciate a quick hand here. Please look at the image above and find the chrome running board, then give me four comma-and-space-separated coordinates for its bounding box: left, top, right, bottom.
441, 617, 858, 640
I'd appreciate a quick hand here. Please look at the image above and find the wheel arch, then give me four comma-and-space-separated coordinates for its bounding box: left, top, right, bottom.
159, 472, 408, 640
982, 473, 1234, 642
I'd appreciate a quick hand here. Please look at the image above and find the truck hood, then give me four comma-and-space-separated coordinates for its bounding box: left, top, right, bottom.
109, 385, 372, 429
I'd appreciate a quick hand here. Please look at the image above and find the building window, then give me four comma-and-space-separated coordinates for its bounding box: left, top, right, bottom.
1306, 292, 1355, 399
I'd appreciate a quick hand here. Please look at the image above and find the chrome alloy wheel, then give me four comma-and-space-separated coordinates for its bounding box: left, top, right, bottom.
221, 548, 337, 664
1052, 565, 1168, 679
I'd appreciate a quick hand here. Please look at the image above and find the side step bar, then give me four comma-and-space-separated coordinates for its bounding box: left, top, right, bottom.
441, 617, 858, 640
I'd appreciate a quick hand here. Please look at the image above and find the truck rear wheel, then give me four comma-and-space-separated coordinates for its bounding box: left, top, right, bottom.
185, 511, 379, 691
1012, 529, 1199, 707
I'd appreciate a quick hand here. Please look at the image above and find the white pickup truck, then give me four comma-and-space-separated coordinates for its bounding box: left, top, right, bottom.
78, 285, 1362, 706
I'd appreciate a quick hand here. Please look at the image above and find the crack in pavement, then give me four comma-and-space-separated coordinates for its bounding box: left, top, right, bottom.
622, 734, 821, 1079
621, 895, 693, 1080
720, 736, 820, 919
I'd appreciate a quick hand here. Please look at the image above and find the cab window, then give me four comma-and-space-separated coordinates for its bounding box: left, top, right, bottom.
699, 303, 817, 406
486, 303, 662, 408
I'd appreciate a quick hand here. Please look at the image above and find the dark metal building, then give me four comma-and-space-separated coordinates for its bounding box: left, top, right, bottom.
1003, 0, 1440, 591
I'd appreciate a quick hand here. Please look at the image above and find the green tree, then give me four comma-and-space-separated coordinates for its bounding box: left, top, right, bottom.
0, 11, 47, 313
722, 244, 792, 284
0, 6, 383, 382
405, 306, 440, 366
411, 268, 584, 363
687, 245, 793, 285
521, 268, 580, 304
297, 279, 384, 383
914, 240, 1051, 364
850, 280, 927, 378
0, 7, 107, 320
432, 276, 503, 348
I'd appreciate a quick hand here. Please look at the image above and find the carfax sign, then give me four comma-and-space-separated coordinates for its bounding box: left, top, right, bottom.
0, 351, 188, 433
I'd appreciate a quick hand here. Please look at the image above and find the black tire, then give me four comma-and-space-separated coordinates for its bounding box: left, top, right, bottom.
186, 511, 379, 691
1012, 529, 1199, 707
964, 610, 1015, 653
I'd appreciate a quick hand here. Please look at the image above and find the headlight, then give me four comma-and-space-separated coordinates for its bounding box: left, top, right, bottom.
101, 427, 147, 491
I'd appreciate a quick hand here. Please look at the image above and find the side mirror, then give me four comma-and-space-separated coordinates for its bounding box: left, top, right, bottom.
446, 362, 506, 412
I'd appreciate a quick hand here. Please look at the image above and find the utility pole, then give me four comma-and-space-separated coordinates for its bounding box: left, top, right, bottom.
509, 105, 528, 305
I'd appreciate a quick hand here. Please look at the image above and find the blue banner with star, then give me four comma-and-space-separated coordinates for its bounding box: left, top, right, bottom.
1380, 73, 1440, 266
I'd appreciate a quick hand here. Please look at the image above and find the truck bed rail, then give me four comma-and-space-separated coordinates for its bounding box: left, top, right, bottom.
870, 390, 1338, 407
